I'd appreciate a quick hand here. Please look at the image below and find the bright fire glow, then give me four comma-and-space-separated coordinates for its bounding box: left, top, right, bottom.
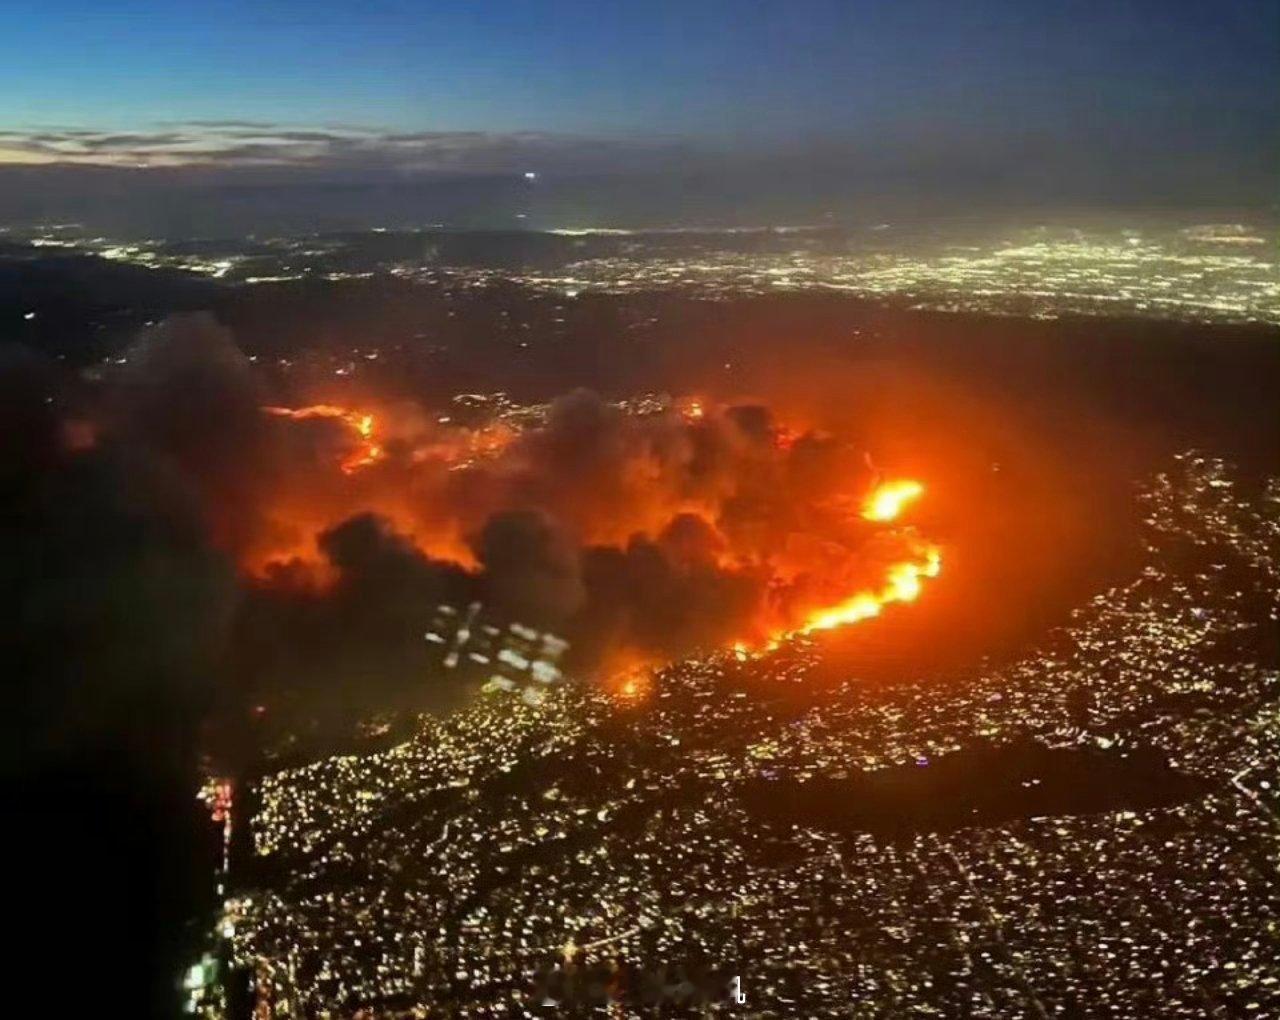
601, 648, 657, 704
861, 479, 925, 521
263, 404, 385, 474
731, 478, 942, 659
252, 397, 942, 687
679, 398, 705, 422
795, 542, 941, 634
730, 541, 942, 659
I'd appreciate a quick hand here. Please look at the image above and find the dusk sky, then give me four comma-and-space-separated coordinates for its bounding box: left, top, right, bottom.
0, 0, 1275, 219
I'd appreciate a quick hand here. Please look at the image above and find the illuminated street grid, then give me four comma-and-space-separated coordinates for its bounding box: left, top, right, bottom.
219, 452, 1277, 1017
14, 222, 1278, 325
533, 230, 1280, 325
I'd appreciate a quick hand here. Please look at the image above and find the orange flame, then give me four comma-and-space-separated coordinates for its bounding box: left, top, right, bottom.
861, 479, 924, 521
599, 647, 658, 704
255, 397, 943, 681
796, 542, 941, 634
737, 479, 942, 654
263, 404, 385, 474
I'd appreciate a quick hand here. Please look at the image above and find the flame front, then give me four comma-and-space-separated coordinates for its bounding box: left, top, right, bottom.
797, 478, 939, 637
263, 404, 385, 474
251, 397, 942, 686
796, 542, 941, 634
733, 479, 943, 657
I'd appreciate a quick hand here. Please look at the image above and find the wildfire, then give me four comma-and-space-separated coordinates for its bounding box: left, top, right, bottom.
600, 648, 657, 704
252, 395, 942, 689
736, 478, 942, 655
263, 403, 363, 427
616, 672, 651, 702
796, 542, 941, 634
861, 478, 925, 521
263, 404, 384, 474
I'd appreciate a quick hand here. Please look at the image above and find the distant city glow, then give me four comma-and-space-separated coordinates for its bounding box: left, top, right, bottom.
18, 223, 1277, 325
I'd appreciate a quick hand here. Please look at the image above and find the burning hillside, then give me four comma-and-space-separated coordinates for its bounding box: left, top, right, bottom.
26, 314, 945, 719
243, 381, 943, 680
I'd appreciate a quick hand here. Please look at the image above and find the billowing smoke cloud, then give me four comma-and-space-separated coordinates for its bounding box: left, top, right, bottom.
109, 313, 273, 551
1, 310, 943, 1008
3, 322, 238, 764
8, 314, 935, 738
475, 510, 586, 625
233, 513, 478, 728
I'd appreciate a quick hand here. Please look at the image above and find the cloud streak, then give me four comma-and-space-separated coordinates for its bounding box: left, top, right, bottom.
0, 116, 1271, 220
0, 121, 690, 176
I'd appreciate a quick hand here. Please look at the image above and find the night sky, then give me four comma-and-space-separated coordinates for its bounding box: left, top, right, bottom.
0, 0, 1275, 216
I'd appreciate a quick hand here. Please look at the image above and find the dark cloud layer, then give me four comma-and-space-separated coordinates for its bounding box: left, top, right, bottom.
0, 121, 687, 176
2, 111, 1273, 231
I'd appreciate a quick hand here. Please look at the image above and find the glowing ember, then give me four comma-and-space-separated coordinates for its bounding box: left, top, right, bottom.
618, 675, 644, 700
862, 479, 925, 521
676, 396, 706, 423
602, 649, 658, 703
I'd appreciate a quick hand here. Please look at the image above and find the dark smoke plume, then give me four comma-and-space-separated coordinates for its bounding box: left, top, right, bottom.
6, 315, 919, 747
2, 324, 237, 1016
